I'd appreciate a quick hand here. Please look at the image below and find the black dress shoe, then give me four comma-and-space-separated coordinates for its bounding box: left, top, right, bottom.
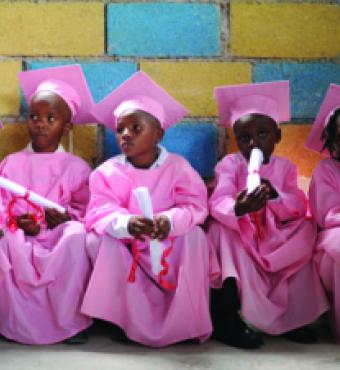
0, 334, 14, 343
212, 313, 264, 349
283, 326, 318, 344
110, 325, 133, 344
63, 330, 88, 345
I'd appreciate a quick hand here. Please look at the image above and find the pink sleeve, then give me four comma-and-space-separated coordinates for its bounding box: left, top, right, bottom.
209, 156, 245, 232
267, 162, 307, 222
309, 161, 340, 228
67, 161, 91, 221
0, 156, 16, 224
85, 165, 132, 235
0, 158, 7, 227
164, 161, 208, 237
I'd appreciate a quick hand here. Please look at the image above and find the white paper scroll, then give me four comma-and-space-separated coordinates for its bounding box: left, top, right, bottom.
133, 186, 163, 275
246, 148, 264, 194
0, 176, 66, 213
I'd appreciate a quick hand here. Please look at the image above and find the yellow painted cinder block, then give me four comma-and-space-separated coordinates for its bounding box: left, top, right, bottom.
231, 2, 340, 58
64, 125, 98, 167
0, 123, 29, 159
0, 2, 104, 56
0, 61, 21, 116
226, 124, 323, 177
0, 123, 97, 168
141, 61, 251, 116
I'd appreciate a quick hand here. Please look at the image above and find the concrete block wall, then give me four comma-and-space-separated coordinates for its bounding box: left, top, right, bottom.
0, 0, 338, 178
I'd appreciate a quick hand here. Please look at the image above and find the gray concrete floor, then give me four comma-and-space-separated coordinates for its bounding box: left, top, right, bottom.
1, 320, 339, 370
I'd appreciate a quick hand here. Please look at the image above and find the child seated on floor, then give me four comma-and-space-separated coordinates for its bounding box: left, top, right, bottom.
306, 83, 340, 344
208, 81, 329, 349
0, 64, 94, 344
81, 71, 212, 347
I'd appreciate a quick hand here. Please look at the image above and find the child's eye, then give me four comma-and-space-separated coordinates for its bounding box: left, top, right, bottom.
30, 114, 39, 122
237, 135, 250, 143
48, 115, 56, 124
258, 131, 268, 139
133, 124, 141, 133
117, 127, 124, 134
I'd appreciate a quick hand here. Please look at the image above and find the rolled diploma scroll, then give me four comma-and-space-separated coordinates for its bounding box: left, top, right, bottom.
133, 186, 163, 275
246, 148, 264, 195
0, 176, 66, 213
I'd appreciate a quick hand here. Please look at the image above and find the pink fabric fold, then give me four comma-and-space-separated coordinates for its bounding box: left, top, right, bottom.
82, 153, 212, 347
208, 153, 328, 334
0, 150, 92, 344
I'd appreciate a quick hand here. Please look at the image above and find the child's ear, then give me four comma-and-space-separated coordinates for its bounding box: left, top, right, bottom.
275, 127, 282, 143
63, 122, 72, 136
156, 128, 164, 143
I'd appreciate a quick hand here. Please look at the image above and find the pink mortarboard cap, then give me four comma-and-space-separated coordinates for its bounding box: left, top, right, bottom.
214, 80, 290, 128
305, 84, 340, 155
91, 71, 188, 131
18, 64, 94, 124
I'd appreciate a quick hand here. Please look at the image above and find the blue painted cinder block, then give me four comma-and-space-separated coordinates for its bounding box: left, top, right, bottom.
107, 3, 220, 57
103, 127, 121, 159
253, 63, 340, 121
103, 122, 219, 178
21, 61, 137, 115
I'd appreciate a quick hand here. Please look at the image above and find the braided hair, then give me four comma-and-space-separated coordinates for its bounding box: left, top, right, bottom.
321, 108, 340, 156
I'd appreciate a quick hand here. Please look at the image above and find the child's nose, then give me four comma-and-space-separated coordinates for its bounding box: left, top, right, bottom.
35, 118, 46, 128
122, 127, 131, 137
249, 137, 257, 148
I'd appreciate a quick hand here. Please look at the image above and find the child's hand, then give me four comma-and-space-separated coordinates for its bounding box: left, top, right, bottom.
128, 215, 154, 241
234, 185, 270, 217
152, 215, 171, 241
261, 178, 279, 199
45, 208, 71, 229
16, 214, 41, 236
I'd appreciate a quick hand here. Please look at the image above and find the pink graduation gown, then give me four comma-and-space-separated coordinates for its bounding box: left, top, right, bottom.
0, 149, 92, 344
309, 158, 340, 342
81, 153, 212, 347
208, 152, 328, 335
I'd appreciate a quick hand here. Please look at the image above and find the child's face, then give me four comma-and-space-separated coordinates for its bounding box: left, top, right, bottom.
116, 110, 164, 168
28, 92, 72, 153
233, 114, 281, 164
331, 115, 340, 161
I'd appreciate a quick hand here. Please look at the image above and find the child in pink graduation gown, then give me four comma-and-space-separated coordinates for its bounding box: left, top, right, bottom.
81, 71, 212, 347
307, 84, 340, 343
208, 81, 328, 349
0, 65, 93, 344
